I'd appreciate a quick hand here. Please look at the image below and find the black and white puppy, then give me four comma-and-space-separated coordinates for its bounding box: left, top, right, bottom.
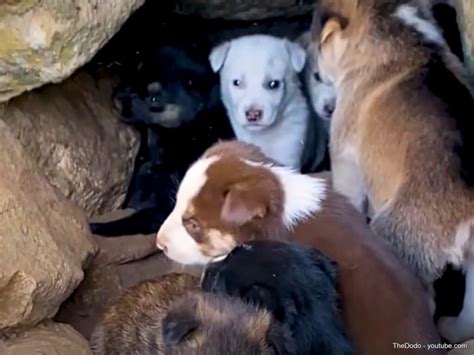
90, 45, 235, 237
202, 241, 354, 355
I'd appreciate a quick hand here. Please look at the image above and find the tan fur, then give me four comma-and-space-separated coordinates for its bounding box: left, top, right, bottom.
89, 273, 199, 354
159, 140, 444, 355
311, 0, 474, 283
163, 292, 291, 354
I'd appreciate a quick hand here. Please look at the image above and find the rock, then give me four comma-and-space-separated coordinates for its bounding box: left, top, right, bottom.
456, 0, 474, 77
0, 121, 97, 332
0, 0, 145, 102
2, 321, 92, 355
56, 209, 201, 340
174, 0, 316, 20
2, 71, 139, 217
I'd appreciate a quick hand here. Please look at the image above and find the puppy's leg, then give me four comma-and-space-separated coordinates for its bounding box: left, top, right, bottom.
439, 258, 474, 344
331, 156, 367, 213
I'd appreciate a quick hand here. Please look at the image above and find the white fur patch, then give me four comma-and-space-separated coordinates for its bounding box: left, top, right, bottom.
446, 220, 474, 266
394, 4, 445, 45
244, 160, 327, 229
156, 156, 219, 265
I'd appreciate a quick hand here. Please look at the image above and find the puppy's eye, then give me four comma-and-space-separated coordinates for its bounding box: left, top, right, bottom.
233, 79, 242, 87
187, 79, 194, 88
267, 80, 281, 90
150, 96, 158, 102
183, 218, 202, 236
313, 72, 321, 82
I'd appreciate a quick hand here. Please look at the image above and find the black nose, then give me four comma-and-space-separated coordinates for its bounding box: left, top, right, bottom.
324, 104, 335, 116
245, 109, 263, 123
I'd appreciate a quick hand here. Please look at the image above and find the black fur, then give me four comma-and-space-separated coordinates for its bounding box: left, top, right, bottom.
202, 241, 354, 355
90, 45, 234, 237
433, 264, 466, 322
432, 2, 464, 62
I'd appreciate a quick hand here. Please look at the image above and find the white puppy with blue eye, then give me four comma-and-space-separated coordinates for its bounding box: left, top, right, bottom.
209, 34, 311, 171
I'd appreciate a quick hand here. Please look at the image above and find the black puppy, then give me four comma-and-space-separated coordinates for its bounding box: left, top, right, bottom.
90, 45, 234, 236
202, 241, 354, 355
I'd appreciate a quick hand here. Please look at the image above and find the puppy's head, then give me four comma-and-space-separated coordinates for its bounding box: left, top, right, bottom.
156, 140, 326, 265
209, 35, 306, 131
115, 46, 218, 128
297, 31, 337, 121
202, 240, 337, 323
162, 292, 295, 355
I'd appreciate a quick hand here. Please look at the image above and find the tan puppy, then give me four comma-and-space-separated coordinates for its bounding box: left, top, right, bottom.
90, 272, 292, 354
156, 140, 444, 355
310, 0, 474, 344
90, 273, 199, 354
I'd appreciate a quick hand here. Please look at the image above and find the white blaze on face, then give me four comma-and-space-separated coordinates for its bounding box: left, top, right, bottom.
156, 156, 219, 265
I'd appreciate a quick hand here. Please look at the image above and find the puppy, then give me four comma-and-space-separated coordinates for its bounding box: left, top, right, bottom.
209, 34, 325, 172
90, 273, 199, 354
311, 0, 474, 343
202, 240, 354, 355
296, 30, 337, 124
90, 272, 294, 354
156, 140, 444, 355
163, 292, 295, 354
90, 45, 235, 236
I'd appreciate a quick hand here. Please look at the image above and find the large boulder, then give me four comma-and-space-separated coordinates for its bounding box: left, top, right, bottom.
0, 121, 97, 332
173, 0, 316, 20
2, 71, 139, 217
0, 0, 145, 102
1, 321, 92, 355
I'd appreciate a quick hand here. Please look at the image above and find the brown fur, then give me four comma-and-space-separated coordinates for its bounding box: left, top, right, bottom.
310, 0, 474, 283
162, 292, 294, 354
159, 140, 445, 355
89, 273, 199, 354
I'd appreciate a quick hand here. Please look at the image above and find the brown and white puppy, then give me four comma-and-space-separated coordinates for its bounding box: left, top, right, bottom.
90, 272, 292, 354
311, 0, 474, 344
156, 140, 445, 355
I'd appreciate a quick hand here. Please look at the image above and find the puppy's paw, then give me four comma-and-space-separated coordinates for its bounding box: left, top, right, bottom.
438, 316, 474, 344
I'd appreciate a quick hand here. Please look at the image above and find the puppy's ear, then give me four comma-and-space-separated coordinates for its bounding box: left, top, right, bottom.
162, 307, 200, 346
221, 183, 267, 227
320, 17, 344, 45
209, 41, 231, 73
284, 40, 307, 73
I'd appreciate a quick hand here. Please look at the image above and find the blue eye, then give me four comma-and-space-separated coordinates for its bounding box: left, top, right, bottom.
267, 80, 281, 90
233, 79, 242, 87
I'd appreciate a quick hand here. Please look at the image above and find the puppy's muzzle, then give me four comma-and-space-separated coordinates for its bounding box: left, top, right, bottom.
245, 108, 263, 123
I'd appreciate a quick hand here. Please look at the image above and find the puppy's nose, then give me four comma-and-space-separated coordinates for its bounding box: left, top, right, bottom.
245, 109, 263, 123
156, 238, 167, 252
323, 104, 335, 117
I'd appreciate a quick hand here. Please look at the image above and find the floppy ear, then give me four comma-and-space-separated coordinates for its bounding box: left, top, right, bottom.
221, 184, 267, 227
284, 40, 307, 73
320, 17, 344, 45
209, 41, 231, 73
162, 310, 199, 346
